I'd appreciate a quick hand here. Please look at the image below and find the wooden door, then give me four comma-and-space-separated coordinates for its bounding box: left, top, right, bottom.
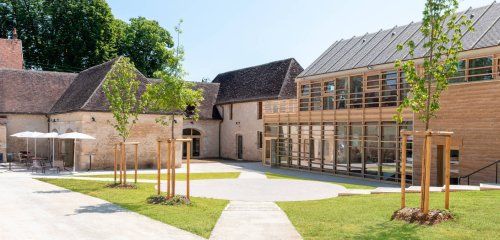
237, 135, 243, 160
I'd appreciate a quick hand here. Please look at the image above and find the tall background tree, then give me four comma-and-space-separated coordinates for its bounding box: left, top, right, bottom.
394, 0, 473, 129
116, 17, 177, 77
0, 0, 179, 76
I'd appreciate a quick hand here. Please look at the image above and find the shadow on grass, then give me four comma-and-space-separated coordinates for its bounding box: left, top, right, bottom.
67, 203, 127, 216
354, 220, 421, 240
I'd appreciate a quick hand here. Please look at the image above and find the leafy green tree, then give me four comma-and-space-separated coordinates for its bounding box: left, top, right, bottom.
102, 57, 142, 143
142, 20, 202, 139
117, 17, 179, 77
394, 0, 473, 129
0, 1, 179, 76
143, 72, 204, 139
0, 0, 117, 71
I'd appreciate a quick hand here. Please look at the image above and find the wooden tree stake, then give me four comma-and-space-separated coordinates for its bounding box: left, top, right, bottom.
172, 139, 176, 196
424, 134, 432, 214
122, 143, 126, 185
156, 141, 161, 195
134, 143, 138, 184
119, 143, 123, 184
187, 141, 191, 200
114, 144, 117, 184
444, 135, 451, 209
167, 140, 171, 198
420, 136, 427, 210
400, 135, 407, 209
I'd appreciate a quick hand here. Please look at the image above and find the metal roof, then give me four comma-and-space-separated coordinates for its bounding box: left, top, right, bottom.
299, 2, 500, 78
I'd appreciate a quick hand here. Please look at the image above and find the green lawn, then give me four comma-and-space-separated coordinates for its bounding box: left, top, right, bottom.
38, 178, 228, 238
278, 191, 500, 240
80, 172, 240, 181
265, 172, 376, 189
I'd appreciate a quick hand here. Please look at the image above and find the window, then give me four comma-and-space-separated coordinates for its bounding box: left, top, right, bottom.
257, 131, 263, 149
229, 104, 233, 120
449, 60, 466, 83
301, 84, 310, 96
310, 83, 322, 110
349, 123, 363, 172
324, 81, 335, 93
183, 128, 200, 135
257, 102, 263, 119
299, 98, 309, 111
350, 75, 363, 108
335, 122, 348, 171
382, 71, 398, 107
365, 74, 380, 108
323, 96, 334, 110
364, 122, 379, 177
468, 57, 493, 81
335, 77, 347, 109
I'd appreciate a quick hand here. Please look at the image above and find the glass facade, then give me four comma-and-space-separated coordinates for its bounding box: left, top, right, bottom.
266, 121, 413, 182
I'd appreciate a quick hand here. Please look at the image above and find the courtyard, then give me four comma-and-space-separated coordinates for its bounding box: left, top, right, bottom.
1, 161, 499, 240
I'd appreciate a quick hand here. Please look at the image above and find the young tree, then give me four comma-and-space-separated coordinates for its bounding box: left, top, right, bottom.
142, 72, 203, 139
142, 20, 203, 140
393, 0, 473, 216
102, 57, 142, 143
394, 0, 473, 129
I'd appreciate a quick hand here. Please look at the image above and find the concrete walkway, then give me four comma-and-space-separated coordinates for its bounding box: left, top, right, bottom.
209, 201, 301, 240
0, 171, 203, 240
208, 170, 302, 240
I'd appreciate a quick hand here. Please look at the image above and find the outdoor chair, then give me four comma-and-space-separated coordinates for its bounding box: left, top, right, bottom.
47, 160, 64, 174
30, 160, 46, 173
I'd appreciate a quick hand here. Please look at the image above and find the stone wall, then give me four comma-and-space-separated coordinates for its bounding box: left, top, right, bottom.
183, 119, 221, 159
4, 114, 49, 159
218, 101, 263, 161
49, 112, 183, 171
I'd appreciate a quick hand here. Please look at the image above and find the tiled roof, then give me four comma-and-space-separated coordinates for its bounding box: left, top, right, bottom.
212, 58, 303, 104
299, 2, 500, 78
50, 57, 150, 114
192, 82, 222, 120
0, 69, 76, 114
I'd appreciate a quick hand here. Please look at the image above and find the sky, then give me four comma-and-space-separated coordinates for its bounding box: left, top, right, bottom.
107, 0, 494, 82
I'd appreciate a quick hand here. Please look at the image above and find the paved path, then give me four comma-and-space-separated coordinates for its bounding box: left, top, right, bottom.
159, 178, 344, 201
209, 170, 302, 240
209, 201, 301, 240
0, 171, 203, 240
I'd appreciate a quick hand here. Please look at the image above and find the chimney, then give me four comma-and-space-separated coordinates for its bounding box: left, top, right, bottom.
0, 36, 24, 70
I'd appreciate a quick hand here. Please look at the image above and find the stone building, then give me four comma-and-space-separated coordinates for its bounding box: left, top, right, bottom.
212, 59, 303, 161
262, 2, 500, 185
0, 41, 183, 170
0, 36, 303, 168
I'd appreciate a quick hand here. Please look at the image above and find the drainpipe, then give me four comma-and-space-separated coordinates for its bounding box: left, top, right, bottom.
45, 114, 50, 159
218, 105, 223, 159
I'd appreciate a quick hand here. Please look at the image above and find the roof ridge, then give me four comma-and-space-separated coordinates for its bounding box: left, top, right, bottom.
80, 57, 122, 110
278, 59, 296, 97
212, 58, 295, 80
0, 68, 78, 75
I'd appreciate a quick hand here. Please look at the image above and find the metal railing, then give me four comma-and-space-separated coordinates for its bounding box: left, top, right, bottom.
460, 160, 499, 185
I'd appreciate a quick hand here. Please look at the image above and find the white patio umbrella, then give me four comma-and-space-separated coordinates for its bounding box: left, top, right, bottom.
10, 131, 33, 157
58, 132, 96, 172
11, 131, 44, 157
39, 132, 60, 165
26, 132, 44, 157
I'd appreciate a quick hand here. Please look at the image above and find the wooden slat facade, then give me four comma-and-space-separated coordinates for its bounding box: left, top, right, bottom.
263, 49, 500, 185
